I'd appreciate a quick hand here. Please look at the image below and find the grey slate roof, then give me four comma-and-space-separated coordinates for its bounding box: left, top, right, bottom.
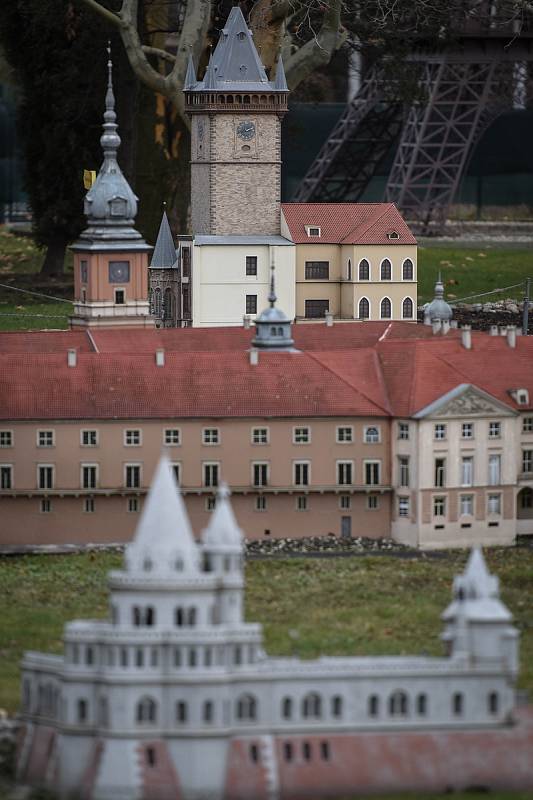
150, 211, 177, 269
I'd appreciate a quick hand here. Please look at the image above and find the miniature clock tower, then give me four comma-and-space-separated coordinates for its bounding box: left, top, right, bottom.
184, 7, 289, 237
70, 49, 153, 329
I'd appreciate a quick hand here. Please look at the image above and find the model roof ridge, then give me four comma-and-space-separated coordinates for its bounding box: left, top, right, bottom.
124, 454, 199, 574
340, 202, 396, 243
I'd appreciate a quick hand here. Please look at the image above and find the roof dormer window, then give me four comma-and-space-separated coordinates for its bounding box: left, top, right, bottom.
306, 226, 321, 238
511, 388, 530, 406
387, 231, 400, 240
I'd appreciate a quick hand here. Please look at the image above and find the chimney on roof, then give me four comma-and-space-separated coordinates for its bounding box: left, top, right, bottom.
507, 325, 517, 349
155, 349, 165, 367
461, 325, 472, 350
442, 319, 450, 335
325, 311, 334, 327
432, 319, 441, 335
249, 348, 259, 366
490, 325, 499, 336
67, 349, 77, 367
243, 314, 252, 330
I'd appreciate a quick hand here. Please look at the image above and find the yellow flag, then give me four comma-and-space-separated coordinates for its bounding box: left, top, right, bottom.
83, 170, 96, 189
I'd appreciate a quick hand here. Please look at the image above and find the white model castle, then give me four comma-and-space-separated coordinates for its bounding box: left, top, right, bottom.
17, 455, 531, 799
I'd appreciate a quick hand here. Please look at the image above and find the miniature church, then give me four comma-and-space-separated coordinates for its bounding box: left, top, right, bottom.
17, 455, 532, 799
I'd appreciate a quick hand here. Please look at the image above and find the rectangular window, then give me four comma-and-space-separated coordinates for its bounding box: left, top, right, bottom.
488, 422, 501, 439
488, 493, 501, 514
434, 458, 446, 488
40, 498, 51, 513
306, 226, 321, 237
293, 427, 310, 444
337, 426, 353, 443
0, 465, 13, 490
181, 246, 191, 278
246, 295, 257, 315
83, 497, 95, 513
203, 428, 220, 445
398, 422, 409, 440
367, 494, 379, 510
364, 461, 380, 486
245, 256, 257, 276
304, 261, 329, 280
38, 430, 55, 448
128, 497, 140, 513
460, 494, 474, 516
114, 288, 125, 305
125, 464, 141, 489
124, 429, 141, 446
488, 454, 501, 486
81, 464, 98, 490
81, 429, 98, 447
296, 496, 308, 511
255, 495, 266, 511
433, 496, 446, 516
339, 494, 351, 510
461, 456, 474, 487
522, 450, 533, 474
80, 259, 88, 283
294, 461, 310, 486
38, 465, 54, 490
164, 428, 181, 446
171, 463, 181, 485
305, 299, 329, 318
399, 456, 409, 488
461, 423, 474, 439
182, 284, 190, 315
252, 427, 269, 445
0, 431, 13, 447
523, 417, 533, 433
252, 463, 269, 487
203, 463, 219, 488
434, 423, 446, 441
205, 496, 216, 511
398, 497, 410, 517
337, 461, 353, 486
364, 426, 380, 444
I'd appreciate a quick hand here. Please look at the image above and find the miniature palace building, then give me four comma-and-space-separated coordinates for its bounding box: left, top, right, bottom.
17, 457, 533, 798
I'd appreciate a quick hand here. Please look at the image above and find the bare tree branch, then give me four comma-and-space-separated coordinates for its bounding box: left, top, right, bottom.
285, 0, 345, 90
142, 45, 176, 64
78, 0, 122, 28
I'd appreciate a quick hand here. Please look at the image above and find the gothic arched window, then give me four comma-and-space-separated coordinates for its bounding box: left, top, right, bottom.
358, 259, 370, 280
137, 697, 157, 724
236, 693, 257, 721
358, 297, 370, 320
164, 288, 174, 321
380, 297, 392, 319
402, 297, 413, 319
402, 258, 414, 280
347, 259, 352, 281
389, 691, 408, 716
302, 692, 322, 719
380, 259, 392, 280
153, 288, 162, 317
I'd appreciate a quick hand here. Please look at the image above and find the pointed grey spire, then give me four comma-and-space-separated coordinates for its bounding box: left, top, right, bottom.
252, 252, 295, 350
202, 483, 243, 548
150, 207, 177, 269
79, 43, 144, 246
184, 52, 197, 90
274, 54, 289, 91
204, 53, 218, 90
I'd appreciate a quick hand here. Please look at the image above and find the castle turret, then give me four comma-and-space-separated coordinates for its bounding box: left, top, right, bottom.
70, 46, 153, 329
149, 208, 179, 326
442, 548, 519, 677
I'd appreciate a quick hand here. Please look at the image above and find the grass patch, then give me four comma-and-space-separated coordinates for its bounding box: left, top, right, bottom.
417, 246, 533, 305
1, 548, 532, 715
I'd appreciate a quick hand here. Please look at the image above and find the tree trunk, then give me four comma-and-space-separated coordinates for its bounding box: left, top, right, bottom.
39, 234, 67, 276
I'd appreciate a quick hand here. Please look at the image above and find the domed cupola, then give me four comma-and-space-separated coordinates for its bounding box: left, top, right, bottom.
81, 46, 141, 244
425, 274, 453, 324
252, 262, 295, 350
124, 455, 200, 575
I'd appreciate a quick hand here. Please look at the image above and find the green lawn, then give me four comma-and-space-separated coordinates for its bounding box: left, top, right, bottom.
1, 548, 532, 715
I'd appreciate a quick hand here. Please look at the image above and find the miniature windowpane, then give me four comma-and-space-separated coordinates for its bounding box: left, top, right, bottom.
380, 297, 391, 319
398, 422, 409, 440
380, 259, 392, 280
246, 256, 257, 276
337, 461, 353, 485
402, 259, 414, 280
252, 427, 268, 444
365, 461, 380, 485
337, 426, 353, 443
246, 294, 257, 314
253, 463, 268, 487
293, 427, 310, 444
402, 298, 413, 318
38, 430, 54, 447
305, 261, 329, 280
164, 428, 181, 445
125, 465, 141, 489
364, 426, 380, 443
203, 428, 220, 445
0, 465, 13, 490
294, 462, 309, 486
358, 259, 370, 280
489, 422, 501, 438
0, 431, 13, 447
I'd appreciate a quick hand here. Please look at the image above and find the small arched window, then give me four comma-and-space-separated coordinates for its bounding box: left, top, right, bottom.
175, 608, 184, 627
85, 647, 94, 666
359, 259, 370, 280
380, 259, 392, 280
417, 694, 427, 715
380, 298, 392, 319
188, 648, 197, 667
132, 607, 141, 627
368, 695, 379, 717
282, 697, 292, 719
188, 607, 197, 627
203, 700, 214, 723
488, 691, 499, 714
358, 297, 370, 320
331, 695, 342, 717
402, 258, 414, 280
402, 297, 413, 319
176, 701, 187, 723
153, 287, 162, 317
365, 426, 380, 443
453, 692, 464, 715
145, 607, 155, 626
347, 259, 352, 281
137, 697, 157, 724
302, 693, 322, 719
236, 693, 257, 721
389, 691, 408, 716
77, 698, 88, 723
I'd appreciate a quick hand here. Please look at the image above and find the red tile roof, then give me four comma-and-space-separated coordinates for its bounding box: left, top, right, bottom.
1, 323, 532, 421
281, 203, 417, 245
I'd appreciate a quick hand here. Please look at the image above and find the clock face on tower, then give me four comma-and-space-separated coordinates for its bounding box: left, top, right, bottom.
236, 120, 256, 141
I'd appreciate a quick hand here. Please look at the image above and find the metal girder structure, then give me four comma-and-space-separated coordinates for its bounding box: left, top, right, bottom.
292, 66, 402, 203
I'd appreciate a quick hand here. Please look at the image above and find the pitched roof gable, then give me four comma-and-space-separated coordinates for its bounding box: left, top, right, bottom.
281, 203, 417, 245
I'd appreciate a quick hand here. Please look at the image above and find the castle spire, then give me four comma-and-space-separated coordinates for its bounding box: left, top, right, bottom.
274, 53, 289, 91
184, 51, 197, 90
150, 205, 177, 269
202, 483, 243, 548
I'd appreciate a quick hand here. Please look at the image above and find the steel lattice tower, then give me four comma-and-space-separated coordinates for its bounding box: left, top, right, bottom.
292, 14, 533, 227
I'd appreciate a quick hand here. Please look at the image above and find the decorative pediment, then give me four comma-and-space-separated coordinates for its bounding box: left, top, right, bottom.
414, 384, 517, 420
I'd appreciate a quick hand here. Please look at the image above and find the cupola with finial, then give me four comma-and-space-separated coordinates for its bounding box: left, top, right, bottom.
424, 273, 453, 325
252, 257, 296, 350
70, 44, 153, 329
